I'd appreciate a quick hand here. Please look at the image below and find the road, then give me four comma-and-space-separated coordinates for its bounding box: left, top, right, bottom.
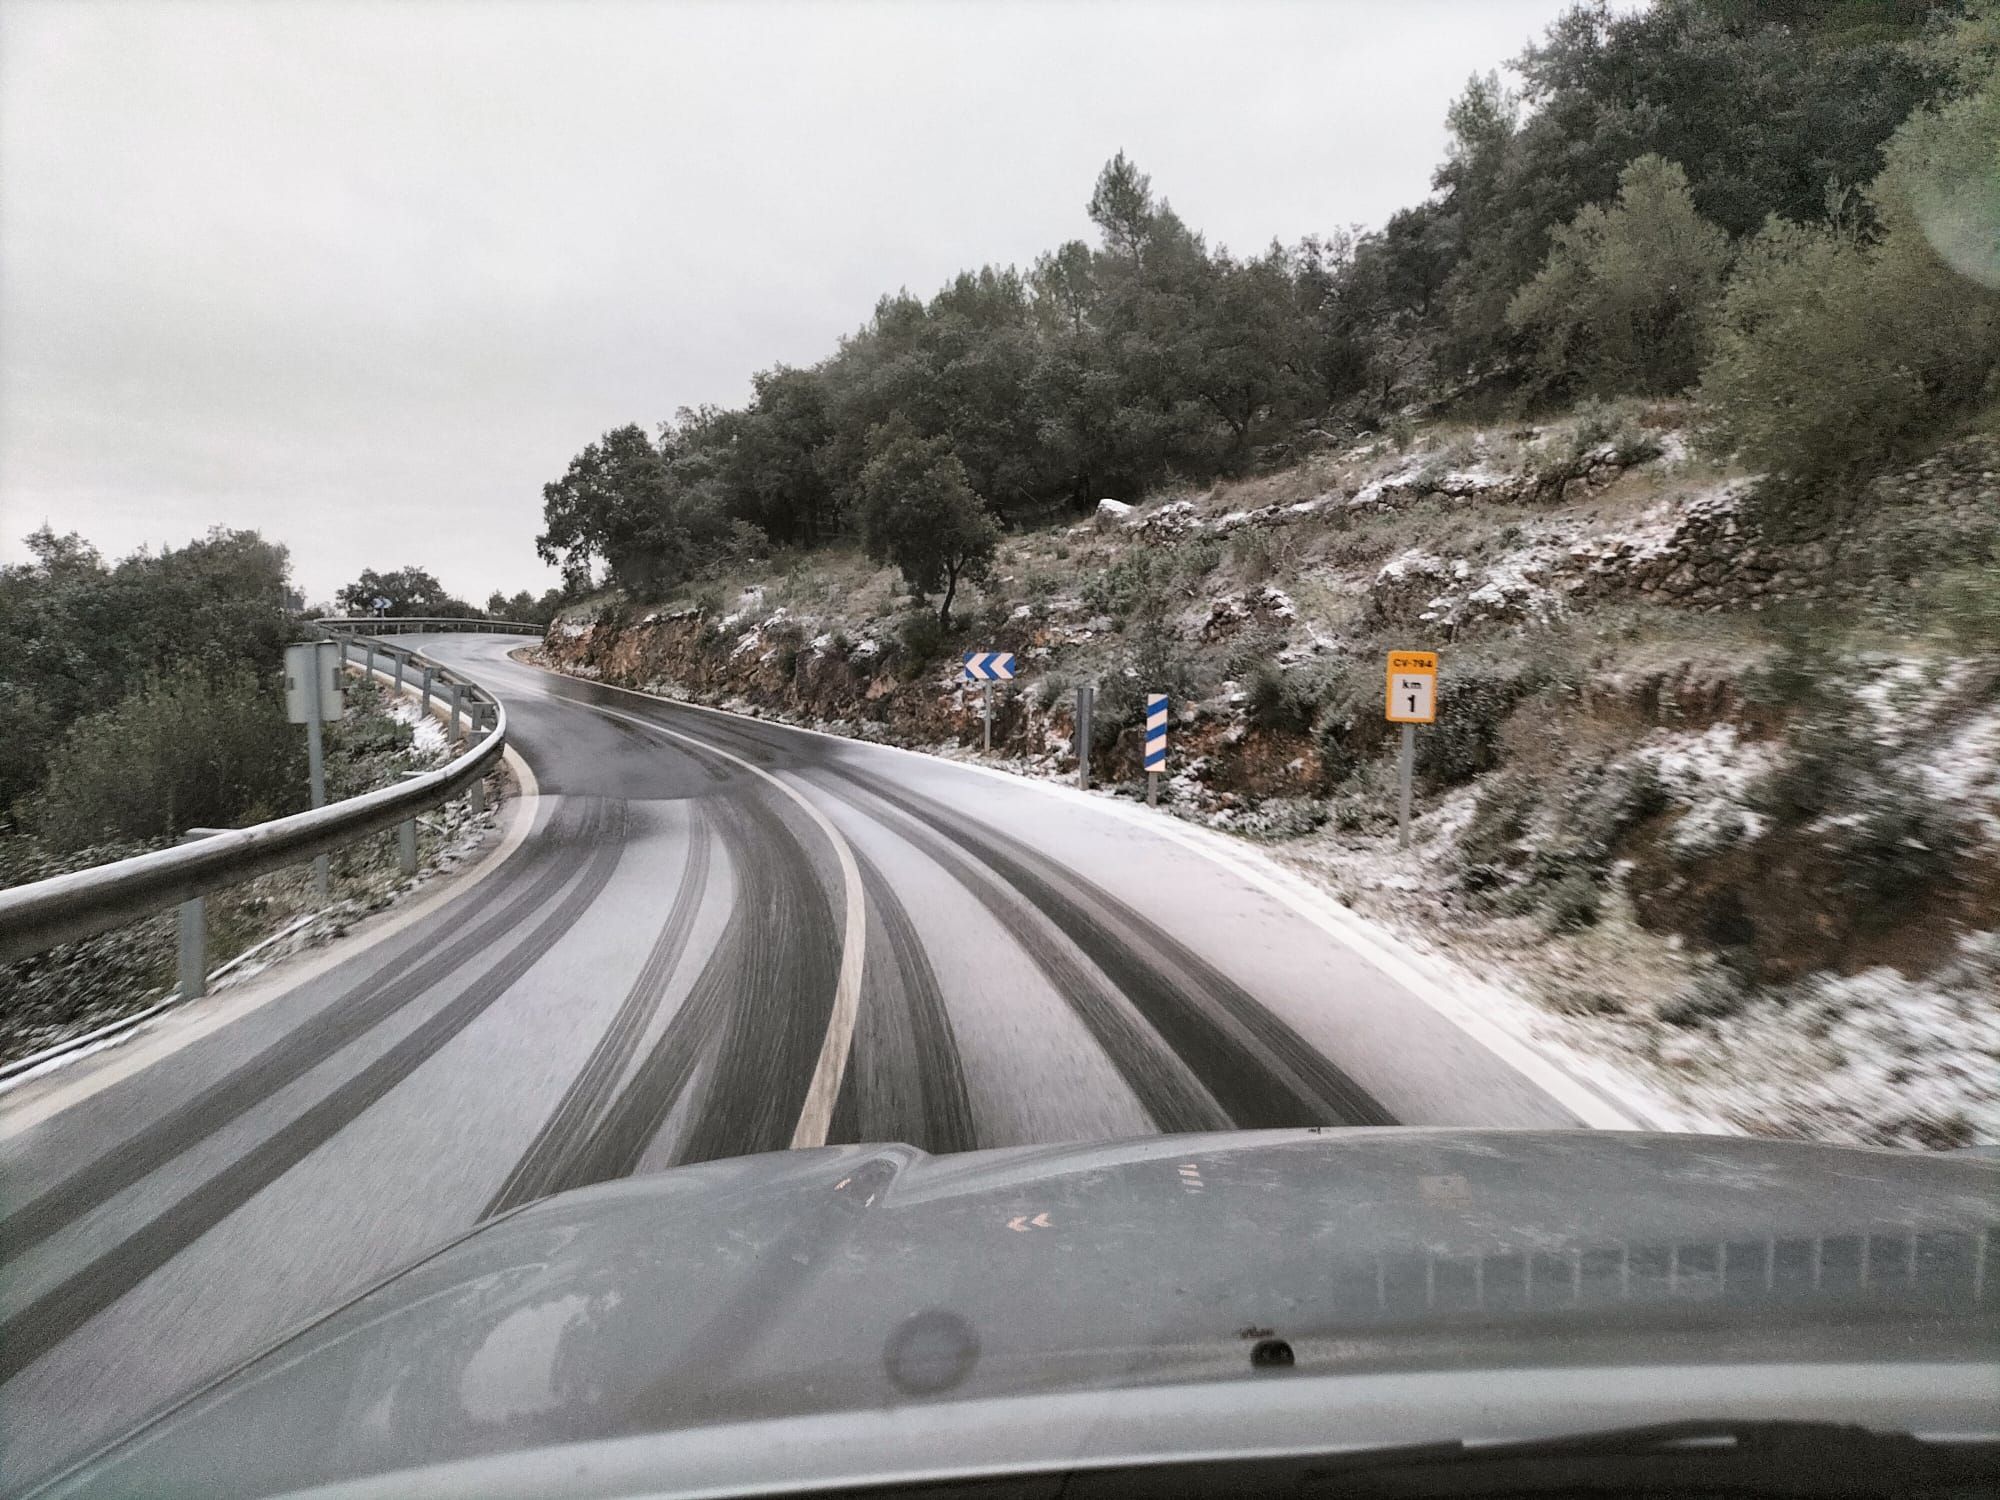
0, 631, 1624, 1487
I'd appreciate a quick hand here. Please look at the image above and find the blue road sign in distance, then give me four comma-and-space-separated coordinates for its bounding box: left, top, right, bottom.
1145, 693, 1168, 769
962, 651, 1016, 682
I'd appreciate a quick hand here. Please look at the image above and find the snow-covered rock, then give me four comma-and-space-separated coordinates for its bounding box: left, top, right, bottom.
1093, 498, 1133, 531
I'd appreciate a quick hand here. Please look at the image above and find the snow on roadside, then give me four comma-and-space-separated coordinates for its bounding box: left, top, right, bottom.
1653, 932, 2000, 1149
1632, 723, 1779, 854
385, 696, 448, 761
1922, 706, 2000, 840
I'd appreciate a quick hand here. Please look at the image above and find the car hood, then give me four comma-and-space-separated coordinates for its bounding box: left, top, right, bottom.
38, 1129, 2000, 1497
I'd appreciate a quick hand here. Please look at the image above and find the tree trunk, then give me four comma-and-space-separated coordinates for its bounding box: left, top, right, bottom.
938, 560, 960, 629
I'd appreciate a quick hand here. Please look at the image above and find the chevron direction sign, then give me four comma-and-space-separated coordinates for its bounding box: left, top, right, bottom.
1144, 694, 1168, 770
962, 651, 1015, 682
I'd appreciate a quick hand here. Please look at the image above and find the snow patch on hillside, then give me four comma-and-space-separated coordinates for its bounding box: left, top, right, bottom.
1634, 724, 1778, 854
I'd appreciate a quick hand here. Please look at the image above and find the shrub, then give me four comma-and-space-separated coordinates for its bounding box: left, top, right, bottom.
1173, 539, 1223, 582
1827, 774, 1966, 927
1243, 662, 1318, 734
33, 662, 304, 850
1237, 797, 1330, 841
1310, 663, 1386, 787
1537, 870, 1602, 933
1699, 63, 2000, 504
1507, 155, 1730, 399
1223, 629, 1287, 681
1231, 530, 1276, 584
1414, 664, 1536, 788
893, 608, 950, 674
1750, 690, 1969, 935
1096, 624, 1202, 754
1656, 970, 1750, 1028
1458, 771, 1536, 889
1081, 551, 1166, 624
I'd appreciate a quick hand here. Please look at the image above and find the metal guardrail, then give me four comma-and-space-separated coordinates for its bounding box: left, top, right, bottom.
0, 635, 508, 971
317, 616, 545, 635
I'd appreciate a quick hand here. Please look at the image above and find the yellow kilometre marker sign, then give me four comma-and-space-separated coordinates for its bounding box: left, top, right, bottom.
1385, 650, 1438, 724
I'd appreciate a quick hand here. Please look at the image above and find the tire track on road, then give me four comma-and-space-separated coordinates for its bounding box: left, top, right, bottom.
670, 787, 840, 1166
551, 783, 835, 1184
825, 770, 1394, 1130
811, 774, 1227, 1135
482, 803, 713, 1217
0, 798, 598, 1269
826, 845, 977, 1154
0, 799, 627, 1385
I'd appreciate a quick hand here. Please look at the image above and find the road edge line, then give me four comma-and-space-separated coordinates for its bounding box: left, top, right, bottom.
575, 701, 866, 1151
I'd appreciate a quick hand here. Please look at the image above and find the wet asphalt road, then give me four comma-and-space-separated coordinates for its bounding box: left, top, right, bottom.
0, 632, 1605, 1487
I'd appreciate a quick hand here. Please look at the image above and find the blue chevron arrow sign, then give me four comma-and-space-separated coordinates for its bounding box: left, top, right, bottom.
1144, 693, 1168, 769
961, 651, 1015, 682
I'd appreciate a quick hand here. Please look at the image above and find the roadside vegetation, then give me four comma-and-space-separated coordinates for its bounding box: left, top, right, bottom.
0, 532, 500, 1069
328, 563, 569, 627
536, 0, 2000, 1148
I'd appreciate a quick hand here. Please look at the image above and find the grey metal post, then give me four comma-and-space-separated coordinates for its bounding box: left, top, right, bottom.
448, 682, 462, 744
420, 664, 435, 711
304, 645, 330, 898
468, 703, 487, 815
1075, 685, 1094, 791
397, 818, 418, 875
177, 895, 206, 999
1397, 723, 1416, 849
364, 641, 375, 682
393, 648, 404, 694
1148, 772, 1159, 808
982, 682, 992, 752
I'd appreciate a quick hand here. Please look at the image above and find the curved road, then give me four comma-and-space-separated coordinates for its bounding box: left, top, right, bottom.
0, 631, 1626, 1486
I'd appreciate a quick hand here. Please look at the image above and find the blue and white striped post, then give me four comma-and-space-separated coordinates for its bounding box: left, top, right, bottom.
1144, 693, 1168, 806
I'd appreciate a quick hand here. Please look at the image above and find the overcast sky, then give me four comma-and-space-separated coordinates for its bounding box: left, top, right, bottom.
1, 0, 1613, 606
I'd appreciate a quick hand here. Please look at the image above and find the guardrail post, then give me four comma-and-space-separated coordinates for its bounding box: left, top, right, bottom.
467, 703, 488, 814
177, 895, 206, 1000
447, 682, 462, 744
363, 641, 376, 682
392, 648, 404, 693
397, 818, 418, 875
420, 664, 434, 710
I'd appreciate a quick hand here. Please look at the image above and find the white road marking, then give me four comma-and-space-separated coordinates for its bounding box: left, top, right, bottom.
572, 700, 866, 1151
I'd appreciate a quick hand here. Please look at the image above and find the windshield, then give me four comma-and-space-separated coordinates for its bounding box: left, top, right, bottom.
2, 1, 1996, 1495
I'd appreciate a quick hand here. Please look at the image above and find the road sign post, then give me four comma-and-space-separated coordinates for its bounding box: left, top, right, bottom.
962, 652, 1015, 753
1145, 693, 1168, 807
285, 641, 346, 898
1384, 651, 1439, 850
1075, 685, 1094, 790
